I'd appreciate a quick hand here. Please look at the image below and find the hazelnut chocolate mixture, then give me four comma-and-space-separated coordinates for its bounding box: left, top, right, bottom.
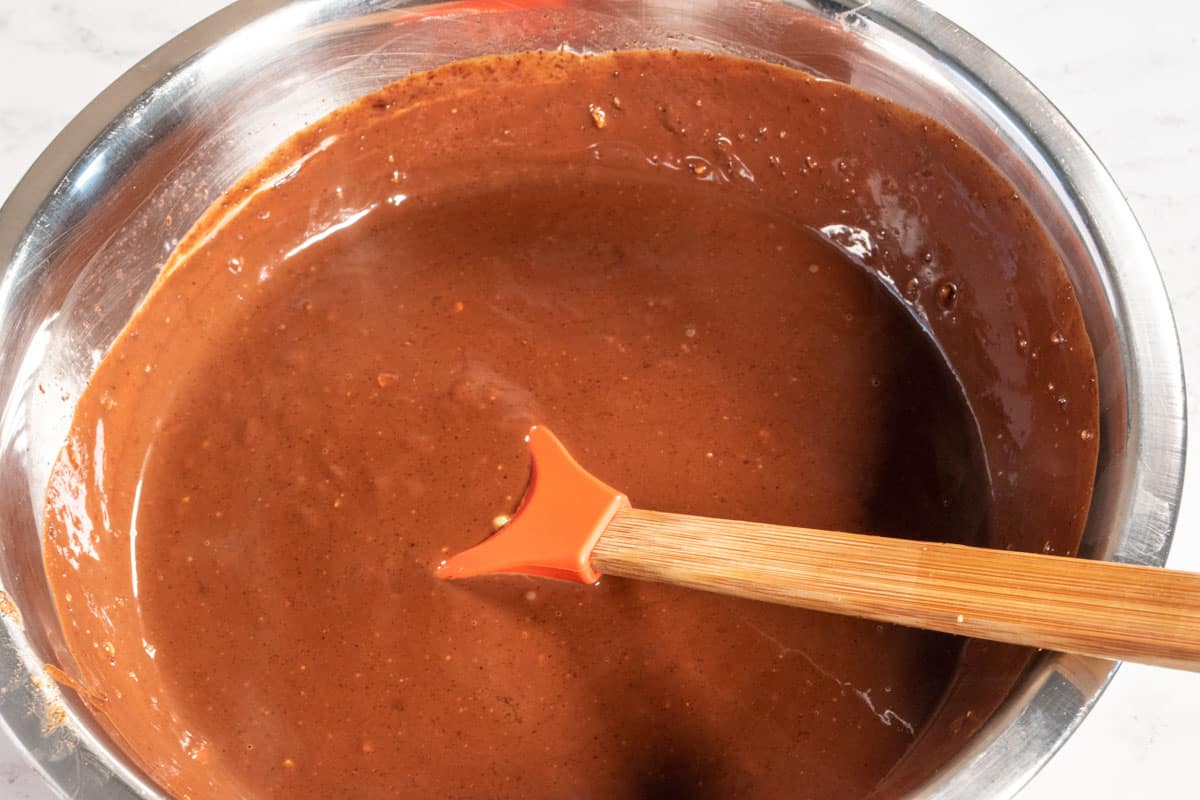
43, 50, 1098, 799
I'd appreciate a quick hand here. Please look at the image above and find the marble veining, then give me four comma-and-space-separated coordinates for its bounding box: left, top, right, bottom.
0, 1, 1196, 798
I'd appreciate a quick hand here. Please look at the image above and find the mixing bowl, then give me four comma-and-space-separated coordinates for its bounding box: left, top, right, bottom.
0, 1, 1185, 797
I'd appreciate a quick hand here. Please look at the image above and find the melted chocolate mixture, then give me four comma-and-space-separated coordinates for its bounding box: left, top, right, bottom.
43, 51, 1098, 799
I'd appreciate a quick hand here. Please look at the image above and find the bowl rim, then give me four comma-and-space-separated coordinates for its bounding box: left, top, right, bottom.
0, 1, 1186, 798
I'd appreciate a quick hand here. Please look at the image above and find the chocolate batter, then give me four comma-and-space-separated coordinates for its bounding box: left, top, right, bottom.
42, 50, 1098, 799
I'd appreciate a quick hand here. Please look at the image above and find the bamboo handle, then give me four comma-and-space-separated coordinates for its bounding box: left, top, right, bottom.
591, 507, 1200, 671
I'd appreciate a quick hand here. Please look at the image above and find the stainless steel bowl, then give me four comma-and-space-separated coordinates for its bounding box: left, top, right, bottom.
0, 1, 1185, 797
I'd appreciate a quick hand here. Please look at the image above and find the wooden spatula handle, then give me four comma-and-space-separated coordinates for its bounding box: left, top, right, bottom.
592, 507, 1200, 671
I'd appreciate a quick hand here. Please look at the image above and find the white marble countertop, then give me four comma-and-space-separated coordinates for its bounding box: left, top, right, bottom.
1, 1, 1196, 797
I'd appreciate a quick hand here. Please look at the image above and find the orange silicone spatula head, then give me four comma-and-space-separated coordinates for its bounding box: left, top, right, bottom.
436, 426, 627, 584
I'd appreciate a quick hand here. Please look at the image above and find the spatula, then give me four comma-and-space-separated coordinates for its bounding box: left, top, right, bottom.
437, 426, 1200, 671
